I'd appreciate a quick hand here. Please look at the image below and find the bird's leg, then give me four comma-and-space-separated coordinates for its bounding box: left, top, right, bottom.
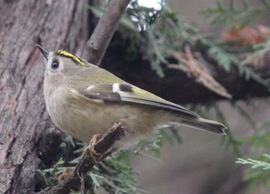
83, 123, 126, 163
83, 134, 111, 163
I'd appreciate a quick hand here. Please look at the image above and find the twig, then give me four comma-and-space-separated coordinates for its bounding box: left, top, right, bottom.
37, 123, 126, 194
169, 46, 232, 99
84, 0, 131, 65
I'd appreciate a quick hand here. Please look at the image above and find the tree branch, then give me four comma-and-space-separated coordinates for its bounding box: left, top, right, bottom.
101, 43, 270, 104
37, 123, 126, 194
84, 0, 131, 65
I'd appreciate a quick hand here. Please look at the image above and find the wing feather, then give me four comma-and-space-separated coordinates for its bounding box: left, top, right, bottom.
72, 83, 198, 119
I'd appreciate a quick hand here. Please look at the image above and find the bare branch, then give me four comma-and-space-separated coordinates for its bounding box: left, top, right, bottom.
102, 47, 270, 104
37, 123, 126, 194
84, 0, 131, 65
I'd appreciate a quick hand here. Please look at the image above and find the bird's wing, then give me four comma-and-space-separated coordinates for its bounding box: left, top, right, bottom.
71, 83, 198, 119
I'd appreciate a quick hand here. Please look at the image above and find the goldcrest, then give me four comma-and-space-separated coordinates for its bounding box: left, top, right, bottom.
37, 45, 226, 149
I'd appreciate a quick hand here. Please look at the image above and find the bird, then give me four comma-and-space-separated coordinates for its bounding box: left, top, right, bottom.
37, 45, 226, 149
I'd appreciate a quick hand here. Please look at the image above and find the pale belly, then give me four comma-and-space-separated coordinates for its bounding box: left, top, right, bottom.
48, 100, 169, 149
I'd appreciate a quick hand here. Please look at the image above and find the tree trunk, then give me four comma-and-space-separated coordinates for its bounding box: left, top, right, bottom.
0, 1, 88, 193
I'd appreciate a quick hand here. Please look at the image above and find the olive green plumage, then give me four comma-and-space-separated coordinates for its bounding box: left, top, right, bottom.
37, 45, 226, 149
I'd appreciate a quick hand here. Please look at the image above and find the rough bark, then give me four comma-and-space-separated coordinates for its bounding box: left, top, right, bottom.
0, 1, 88, 193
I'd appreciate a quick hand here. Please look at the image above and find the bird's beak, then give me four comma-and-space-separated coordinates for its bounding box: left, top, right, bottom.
36, 44, 48, 61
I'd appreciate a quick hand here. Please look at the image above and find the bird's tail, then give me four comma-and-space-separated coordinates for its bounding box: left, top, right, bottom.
179, 117, 226, 134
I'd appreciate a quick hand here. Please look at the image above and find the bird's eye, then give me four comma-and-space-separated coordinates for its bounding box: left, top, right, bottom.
51, 60, 59, 69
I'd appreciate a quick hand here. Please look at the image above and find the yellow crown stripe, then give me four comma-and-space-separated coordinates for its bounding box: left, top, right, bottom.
57, 50, 87, 66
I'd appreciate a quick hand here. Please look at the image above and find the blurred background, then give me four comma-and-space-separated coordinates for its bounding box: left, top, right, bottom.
126, 0, 270, 193
132, 102, 270, 194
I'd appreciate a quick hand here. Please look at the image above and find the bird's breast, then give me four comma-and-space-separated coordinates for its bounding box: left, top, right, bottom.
45, 87, 170, 148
